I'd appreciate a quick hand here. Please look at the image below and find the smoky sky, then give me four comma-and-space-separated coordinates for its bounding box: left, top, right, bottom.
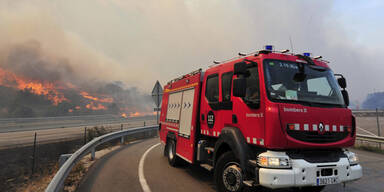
0, 0, 382, 103
4, 40, 74, 82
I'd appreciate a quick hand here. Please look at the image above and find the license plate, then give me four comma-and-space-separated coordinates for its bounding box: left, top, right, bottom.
316, 176, 339, 186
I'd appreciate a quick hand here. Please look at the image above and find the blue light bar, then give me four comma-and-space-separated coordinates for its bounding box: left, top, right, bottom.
303, 52, 311, 57
265, 45, 273, 51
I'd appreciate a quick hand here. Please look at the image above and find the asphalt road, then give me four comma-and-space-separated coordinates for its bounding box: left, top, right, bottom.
0, 117, 156, 149
77, 137, 384, 192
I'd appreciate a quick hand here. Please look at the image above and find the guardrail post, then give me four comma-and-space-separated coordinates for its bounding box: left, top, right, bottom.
32, 132, 37, 175
120, 124, 124, 144
91, 147, 95, 161
144, 121, 146, 126
84, 127, 87, 145
376, 108, 381, 149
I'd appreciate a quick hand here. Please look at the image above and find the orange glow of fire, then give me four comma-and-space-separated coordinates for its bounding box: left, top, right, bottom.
0, 67, 68, 105
80, 91, 113, 103
129, 111, 157, 117
121, 113, 127, 118
85, 102, 107, 110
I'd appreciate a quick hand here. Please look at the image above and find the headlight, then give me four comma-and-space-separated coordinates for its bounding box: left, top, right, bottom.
258, 156, 291, 168
345, 151, 359, 165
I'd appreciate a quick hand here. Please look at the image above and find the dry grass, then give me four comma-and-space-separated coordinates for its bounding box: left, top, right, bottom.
15, 145, 122, 192
16, 164, 58, 192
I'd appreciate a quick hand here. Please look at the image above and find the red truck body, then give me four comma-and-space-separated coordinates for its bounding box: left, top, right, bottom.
159, 48, 361, 191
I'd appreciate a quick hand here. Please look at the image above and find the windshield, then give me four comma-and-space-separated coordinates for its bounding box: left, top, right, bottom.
263, 59, 344, 107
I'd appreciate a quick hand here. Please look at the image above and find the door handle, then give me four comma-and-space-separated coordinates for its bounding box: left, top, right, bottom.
201, 114, 205, 121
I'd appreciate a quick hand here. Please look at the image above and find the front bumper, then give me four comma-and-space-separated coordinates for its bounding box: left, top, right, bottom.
258, 157, 362, 189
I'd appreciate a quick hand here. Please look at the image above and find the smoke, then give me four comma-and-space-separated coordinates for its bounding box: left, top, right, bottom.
0, 0, 382, 105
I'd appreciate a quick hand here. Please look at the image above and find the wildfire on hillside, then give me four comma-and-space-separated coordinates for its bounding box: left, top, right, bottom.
0, 65, 153, 117
0, 66, 113, 110
0, 67, 68, 105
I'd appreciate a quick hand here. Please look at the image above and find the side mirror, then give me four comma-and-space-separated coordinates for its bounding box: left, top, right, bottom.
234, 62, 247, 75
335, 74, 347, 89
338, 77, 347, 89
233, 78, 246, 97
341, 90, 349, 106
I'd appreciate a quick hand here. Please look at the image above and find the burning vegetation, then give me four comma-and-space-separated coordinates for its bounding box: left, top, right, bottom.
0, 41, 153, 118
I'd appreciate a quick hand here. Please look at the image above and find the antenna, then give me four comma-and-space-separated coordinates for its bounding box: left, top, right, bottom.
289, 36, 294, 53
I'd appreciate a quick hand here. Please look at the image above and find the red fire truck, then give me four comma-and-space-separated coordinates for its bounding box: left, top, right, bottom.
159, 45, 362, 192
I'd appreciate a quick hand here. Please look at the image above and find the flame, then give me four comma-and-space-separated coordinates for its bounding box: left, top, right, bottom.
121, 113, 127, 118
80, 91, 113, 103
0, 67, 68, 105
85, 102, 107, 110
129, 111, 156, 117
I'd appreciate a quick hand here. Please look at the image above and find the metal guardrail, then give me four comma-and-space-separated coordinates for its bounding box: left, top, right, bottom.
352, 110, 384, 117
356, 134, 384, 144
45, 125, 159, 192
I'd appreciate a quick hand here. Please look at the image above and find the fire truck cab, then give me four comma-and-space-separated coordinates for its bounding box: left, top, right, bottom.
159, 46, 362, 192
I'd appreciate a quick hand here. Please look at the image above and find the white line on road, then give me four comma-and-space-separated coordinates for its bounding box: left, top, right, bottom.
139, 143, 161, 192
357, 126, 377, 136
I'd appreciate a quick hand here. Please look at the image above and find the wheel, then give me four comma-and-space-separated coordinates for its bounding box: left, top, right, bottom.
214, 152, 244, 192
295, 186, 325, 192
166, 140, 181, 166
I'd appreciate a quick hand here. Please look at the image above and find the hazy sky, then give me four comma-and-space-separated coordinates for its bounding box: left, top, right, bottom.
0, 0, 383, 102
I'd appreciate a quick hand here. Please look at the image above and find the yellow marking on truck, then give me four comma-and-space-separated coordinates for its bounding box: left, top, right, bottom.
164, 83, 198, 93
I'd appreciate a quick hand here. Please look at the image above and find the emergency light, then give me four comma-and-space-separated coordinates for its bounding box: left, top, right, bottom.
303, 52, 311, 57
265, 45, 273, 51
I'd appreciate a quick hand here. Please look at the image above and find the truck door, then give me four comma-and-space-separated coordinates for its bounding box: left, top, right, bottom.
173, 74, 201, 163
200, 73, 220, 136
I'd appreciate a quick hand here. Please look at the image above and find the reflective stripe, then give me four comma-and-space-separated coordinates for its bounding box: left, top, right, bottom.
332, 125, 337, 132
247, 137, 250, 143
213, 131, 216, 136
259, 139, 264, 146
253, 138, 257, 144
167, 127, 178, 132
290, 123, 346, 132
313, 124, 318, 131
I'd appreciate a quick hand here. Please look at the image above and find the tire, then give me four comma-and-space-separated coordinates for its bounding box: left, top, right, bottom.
167, 140, 181, 166
214, 152, 244, 192
295, 186, 325, 192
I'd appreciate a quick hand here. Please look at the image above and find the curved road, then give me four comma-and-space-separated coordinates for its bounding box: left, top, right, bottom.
78, 138, 384, 192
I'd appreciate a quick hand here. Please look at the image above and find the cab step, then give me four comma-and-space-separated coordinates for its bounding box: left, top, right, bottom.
205, 147, 214, 152
200, 163, 214, 171
243, 180, 255, 187
248, 159, 257, 167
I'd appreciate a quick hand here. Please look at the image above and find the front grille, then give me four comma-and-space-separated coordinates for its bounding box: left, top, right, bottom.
287, 149, 346, 163
287, 130, 349, 143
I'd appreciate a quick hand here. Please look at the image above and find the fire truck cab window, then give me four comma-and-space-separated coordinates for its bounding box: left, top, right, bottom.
221, 72, 233, 102
244, 67, 260, 104
205, 74, 219, 103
